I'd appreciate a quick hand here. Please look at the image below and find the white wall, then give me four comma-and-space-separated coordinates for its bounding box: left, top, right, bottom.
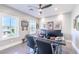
0, 5, 38, 50
45, 12, 72, 36
71, 5, 79, 30
71, 4, 79, 53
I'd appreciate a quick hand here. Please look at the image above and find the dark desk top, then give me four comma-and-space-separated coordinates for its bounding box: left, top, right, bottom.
32, 35, 66, 46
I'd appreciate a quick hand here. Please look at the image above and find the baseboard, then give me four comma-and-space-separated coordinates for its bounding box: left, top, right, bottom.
0, 40, 22, 51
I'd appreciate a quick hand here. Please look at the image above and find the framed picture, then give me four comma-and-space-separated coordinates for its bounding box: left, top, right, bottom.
21, 20, 29, 31
47, 21, 54, 30
55, 23, 61, 28
55, 22, 62, 30
74, 15, 79, 30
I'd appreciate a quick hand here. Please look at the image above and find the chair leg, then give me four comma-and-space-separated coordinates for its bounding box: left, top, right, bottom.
35, 48, 39, 54
34, 49, 36, 54
33, 48, 37, 54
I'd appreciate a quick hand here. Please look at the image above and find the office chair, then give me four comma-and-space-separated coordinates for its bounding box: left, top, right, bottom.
26, 35, 37, 54
36, 40, 52, 54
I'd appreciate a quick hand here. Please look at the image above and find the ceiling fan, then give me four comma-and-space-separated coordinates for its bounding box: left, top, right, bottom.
29, 4, 52, 15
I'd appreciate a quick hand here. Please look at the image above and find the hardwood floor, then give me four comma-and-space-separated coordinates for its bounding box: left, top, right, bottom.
0, 43, 28, 54
62, 40, 77, 54
0, 40, 77, 54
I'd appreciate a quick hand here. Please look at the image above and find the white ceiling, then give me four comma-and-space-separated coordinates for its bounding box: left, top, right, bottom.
6, 4, 75, 18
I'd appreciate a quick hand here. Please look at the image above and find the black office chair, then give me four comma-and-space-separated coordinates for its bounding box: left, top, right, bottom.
26, 35, 36, 54
36, 40, 52, 54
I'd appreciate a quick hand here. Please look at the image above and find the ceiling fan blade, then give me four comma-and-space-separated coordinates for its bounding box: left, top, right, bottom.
41, 4, 52, 9
28, 5, 39, 9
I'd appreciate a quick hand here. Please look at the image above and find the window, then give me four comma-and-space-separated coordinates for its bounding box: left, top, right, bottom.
1, 16, 19, 40
29, 19, 36, 34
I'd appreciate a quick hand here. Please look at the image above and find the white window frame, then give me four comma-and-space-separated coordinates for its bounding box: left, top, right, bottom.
29, 19, 36, 34
0, 16, 19, 41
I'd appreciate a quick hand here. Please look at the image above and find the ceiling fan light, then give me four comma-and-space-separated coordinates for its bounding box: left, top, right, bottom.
39, 9, 42, 12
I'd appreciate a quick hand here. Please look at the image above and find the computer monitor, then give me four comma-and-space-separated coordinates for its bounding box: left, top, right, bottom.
46, 30, 63, 39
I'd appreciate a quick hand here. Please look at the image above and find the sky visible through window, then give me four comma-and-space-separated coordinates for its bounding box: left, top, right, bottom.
2, 16, 16, 27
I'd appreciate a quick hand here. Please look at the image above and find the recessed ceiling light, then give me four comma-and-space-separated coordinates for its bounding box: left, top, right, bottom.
54, 8, 58, 11
58, 14, 64, 21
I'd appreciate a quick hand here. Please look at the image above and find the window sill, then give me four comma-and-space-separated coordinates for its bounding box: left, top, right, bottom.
0, 35, 19, 41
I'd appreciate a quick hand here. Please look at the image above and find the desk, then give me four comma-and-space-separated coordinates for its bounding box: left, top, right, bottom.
32, 35, 66, 54
42, 39, 65, 54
